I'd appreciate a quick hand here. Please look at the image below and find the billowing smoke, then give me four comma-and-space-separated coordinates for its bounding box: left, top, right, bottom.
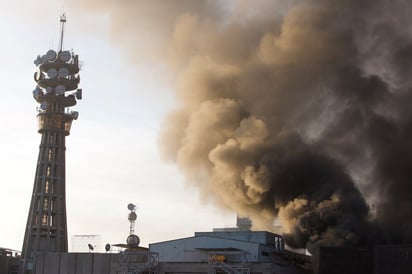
70, 0, 412, 250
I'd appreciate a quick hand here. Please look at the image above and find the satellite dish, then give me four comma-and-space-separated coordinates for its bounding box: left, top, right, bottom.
76, 89, 82, 100
34, 55, 42, 66
45, 86, 53, 94
88, 244, 94, 251
59, 51, 71, 62
40, 55, 48, 64
71, 111, 79, 120
40, 102, 48, 110
128, 212, 137, 221
34, 70, 43, 82
46, 50, 57, 61
126, 235, 140, 247
55, 85, 66, 95
58, 67, 69, 78
33, 87, 42, 99
127, 203, 136, 211
47, 68, 58, 79
105, 243, 111, 252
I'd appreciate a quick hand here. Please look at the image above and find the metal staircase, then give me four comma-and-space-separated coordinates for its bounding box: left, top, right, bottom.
130, 252, 159, 274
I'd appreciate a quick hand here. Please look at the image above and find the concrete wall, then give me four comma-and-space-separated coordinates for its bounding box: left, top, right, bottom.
0, 255, 9, 274
34, 251, 156, 274
32, 251, 310, 274
0, 255, 19, 274
35, 252, 114, 274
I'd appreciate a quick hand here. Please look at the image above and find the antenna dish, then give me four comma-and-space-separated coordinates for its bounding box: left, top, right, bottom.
76, 89, 82, 100
34, 70, 43, 82
58, 67, 69, 78
88, 243, 94, 251
126, 235, 140, 247
59, 51, 71, 62
105, 244, 111, 252
128, 212, 137, 221
46, 50, 57, 61
40, 55, 48, 64
40, 102, 48, 110
34, 55, 41, 66
71, 111, 79, 120
33, 87, 41, 99
47, 68, 57, 79
55, 85, 66, 95
127, 203, 136, 211
45, 86, 53, 94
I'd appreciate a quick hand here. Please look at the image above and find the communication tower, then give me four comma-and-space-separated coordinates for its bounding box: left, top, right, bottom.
20, 14, 82, 274
127, 203, 140, 248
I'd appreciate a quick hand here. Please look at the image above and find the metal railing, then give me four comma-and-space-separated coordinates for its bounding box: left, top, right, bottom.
208, 251, 250, 274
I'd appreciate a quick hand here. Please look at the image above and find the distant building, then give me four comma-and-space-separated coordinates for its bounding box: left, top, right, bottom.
71, 235, 102, 253
0, 247, 20, 274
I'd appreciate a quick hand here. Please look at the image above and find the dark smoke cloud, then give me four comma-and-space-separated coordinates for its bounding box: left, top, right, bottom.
70, 0, 412, 250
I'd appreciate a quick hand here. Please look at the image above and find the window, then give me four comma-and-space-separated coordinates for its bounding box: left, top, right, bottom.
41, 214, 48, 226
45, 180, 49, 194
47, 148, 53, 161
43, 197, 49, 210
48, 134, 55, 144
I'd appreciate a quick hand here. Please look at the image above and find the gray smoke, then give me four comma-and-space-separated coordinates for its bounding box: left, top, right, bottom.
70, 0, 412, 250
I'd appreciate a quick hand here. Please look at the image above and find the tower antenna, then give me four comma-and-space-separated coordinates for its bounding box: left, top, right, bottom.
59, 13, 66, 52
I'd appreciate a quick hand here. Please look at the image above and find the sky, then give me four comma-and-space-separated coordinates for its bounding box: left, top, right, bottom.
0, 1, 235, 252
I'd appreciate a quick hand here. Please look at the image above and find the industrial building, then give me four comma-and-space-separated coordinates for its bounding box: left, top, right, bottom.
0, 247, 20, 274
22, 228, 311, 274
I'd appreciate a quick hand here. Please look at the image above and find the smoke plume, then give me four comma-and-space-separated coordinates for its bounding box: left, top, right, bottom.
71, 0, 412, 250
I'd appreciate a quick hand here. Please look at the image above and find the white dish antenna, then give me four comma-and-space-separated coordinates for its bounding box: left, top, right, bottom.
59, 51, 71, 62
76, 89, 82, 100
55, 85, 66, 95
46, 50, 57, 61
40, 102, 48, 110
47, 68, 58, 79
58, 67, 69, 78
33, 87, 41, 99
127, 203, 136, 211
71, 111, 79, 120
34, 70, 43, 81
40, 55, 48, 64
34, 55, 41, 66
